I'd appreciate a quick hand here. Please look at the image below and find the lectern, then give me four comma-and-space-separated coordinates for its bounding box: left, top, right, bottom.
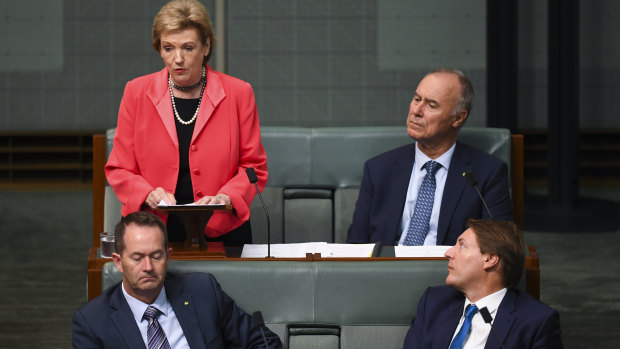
157, 204, 233, 249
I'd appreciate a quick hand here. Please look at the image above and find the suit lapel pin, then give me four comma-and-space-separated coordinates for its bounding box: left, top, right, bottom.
184, 301, 189, 306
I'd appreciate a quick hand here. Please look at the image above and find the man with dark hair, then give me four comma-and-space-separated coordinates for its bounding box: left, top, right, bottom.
113, 210, 168, 255
403, 219, 563, 348
72, 211, 282, 348
347, 69, 512, 246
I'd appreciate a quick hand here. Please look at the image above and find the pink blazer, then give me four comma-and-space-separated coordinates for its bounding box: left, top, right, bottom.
105, 65, 268, 237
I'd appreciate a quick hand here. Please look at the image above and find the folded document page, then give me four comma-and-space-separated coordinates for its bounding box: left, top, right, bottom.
158, 200, 223, 208
241, 243, 376, 258
321, 243, 376, 258
394, 245, 451, 258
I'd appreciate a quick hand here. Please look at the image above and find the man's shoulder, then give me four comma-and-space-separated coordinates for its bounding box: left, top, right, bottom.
75, 282, 122, 317
168, 271, 216, 282
455, 142, 506, 166
510, 288, 558, 317
366, 143, 415, 166
364, 141, 505, 169
166, 272, 219, 292
424, 285, 463, 303
428, 285, 461, 295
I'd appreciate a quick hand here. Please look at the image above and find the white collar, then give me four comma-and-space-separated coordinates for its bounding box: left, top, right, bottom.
414, 141, 456, 171
121, 282, 170, 324
464, 288, 508, 321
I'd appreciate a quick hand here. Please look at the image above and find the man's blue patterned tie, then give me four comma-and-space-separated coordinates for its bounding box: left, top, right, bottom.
143, 305, 171, 349
403, 160, 442, 246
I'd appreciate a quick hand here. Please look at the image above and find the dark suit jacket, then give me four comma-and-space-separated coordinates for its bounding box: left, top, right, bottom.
403, 286, 564, 349
72, 272, 282, 349
347, 142, 512, 246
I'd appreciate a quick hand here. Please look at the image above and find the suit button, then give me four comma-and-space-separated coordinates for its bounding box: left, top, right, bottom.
193, 169, 200, 175
191, 145, 198, 151
196, 191, 203, 197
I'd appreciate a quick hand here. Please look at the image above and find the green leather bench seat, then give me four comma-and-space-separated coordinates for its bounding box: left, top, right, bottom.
102, 259, 449, 349
102, 126, 512, 243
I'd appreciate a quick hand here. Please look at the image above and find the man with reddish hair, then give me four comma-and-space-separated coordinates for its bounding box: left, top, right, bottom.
403, 219, 563, 348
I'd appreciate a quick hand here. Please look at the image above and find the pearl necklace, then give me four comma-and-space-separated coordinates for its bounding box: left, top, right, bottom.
169, 68, 206, 126
171, 66, 206, 90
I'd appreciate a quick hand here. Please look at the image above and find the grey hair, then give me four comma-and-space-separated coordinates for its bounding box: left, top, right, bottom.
426, 68, 475, 117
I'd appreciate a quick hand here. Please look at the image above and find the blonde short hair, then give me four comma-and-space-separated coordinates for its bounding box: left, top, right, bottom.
152, 0, 215, 65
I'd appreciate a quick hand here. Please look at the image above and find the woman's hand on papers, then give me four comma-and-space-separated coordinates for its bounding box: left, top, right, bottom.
145, 187, 176, 209
194, 193, 231, 206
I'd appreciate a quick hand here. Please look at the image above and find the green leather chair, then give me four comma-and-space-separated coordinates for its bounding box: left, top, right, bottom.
250, 126, 516, 244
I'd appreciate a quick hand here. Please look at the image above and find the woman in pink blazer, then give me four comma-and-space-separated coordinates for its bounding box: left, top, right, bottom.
105, 0, 267, 245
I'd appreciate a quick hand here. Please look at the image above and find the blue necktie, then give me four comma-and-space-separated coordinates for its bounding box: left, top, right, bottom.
403, 160, 442, 246
449, 304, 479, 349
143, 305, 171, 349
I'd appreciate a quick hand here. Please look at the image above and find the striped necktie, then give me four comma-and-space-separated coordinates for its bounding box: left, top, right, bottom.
143, 305, 171, 349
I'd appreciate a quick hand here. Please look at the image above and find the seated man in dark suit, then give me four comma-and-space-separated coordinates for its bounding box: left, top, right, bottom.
72, 211, 282, 349
403, 219, 563, 348
347, 68, 512, 246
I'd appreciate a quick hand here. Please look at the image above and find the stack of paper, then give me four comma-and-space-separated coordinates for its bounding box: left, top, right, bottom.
394, 245, 451, 258
241, 242, 376, 258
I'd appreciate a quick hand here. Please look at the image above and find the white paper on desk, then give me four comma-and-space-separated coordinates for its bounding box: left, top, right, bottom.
319, 243, 376, 258
241, 242, 328, 258
157, 200, 222, 208
394, 245, 451, 257
241, 243, 376, 258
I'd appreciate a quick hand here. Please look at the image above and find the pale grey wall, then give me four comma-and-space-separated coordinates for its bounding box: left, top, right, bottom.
227, 0, 488, 127
580, 0, 620, 129
517, 0, 620, 129
0, 0, 618, 130
0, 0, 214, 131
518, 0, 547, 129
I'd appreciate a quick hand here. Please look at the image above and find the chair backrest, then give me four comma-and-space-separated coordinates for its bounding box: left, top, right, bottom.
249, 126, 521, 244
102, 258, 449, 349
100, 251, 532, 349
102, 259, 449, 323
92, 127, 523, 248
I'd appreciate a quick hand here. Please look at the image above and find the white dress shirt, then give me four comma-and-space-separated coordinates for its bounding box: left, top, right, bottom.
398, 142, 456, 245
122, 282, 190, 348
450, 288, 508, 349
